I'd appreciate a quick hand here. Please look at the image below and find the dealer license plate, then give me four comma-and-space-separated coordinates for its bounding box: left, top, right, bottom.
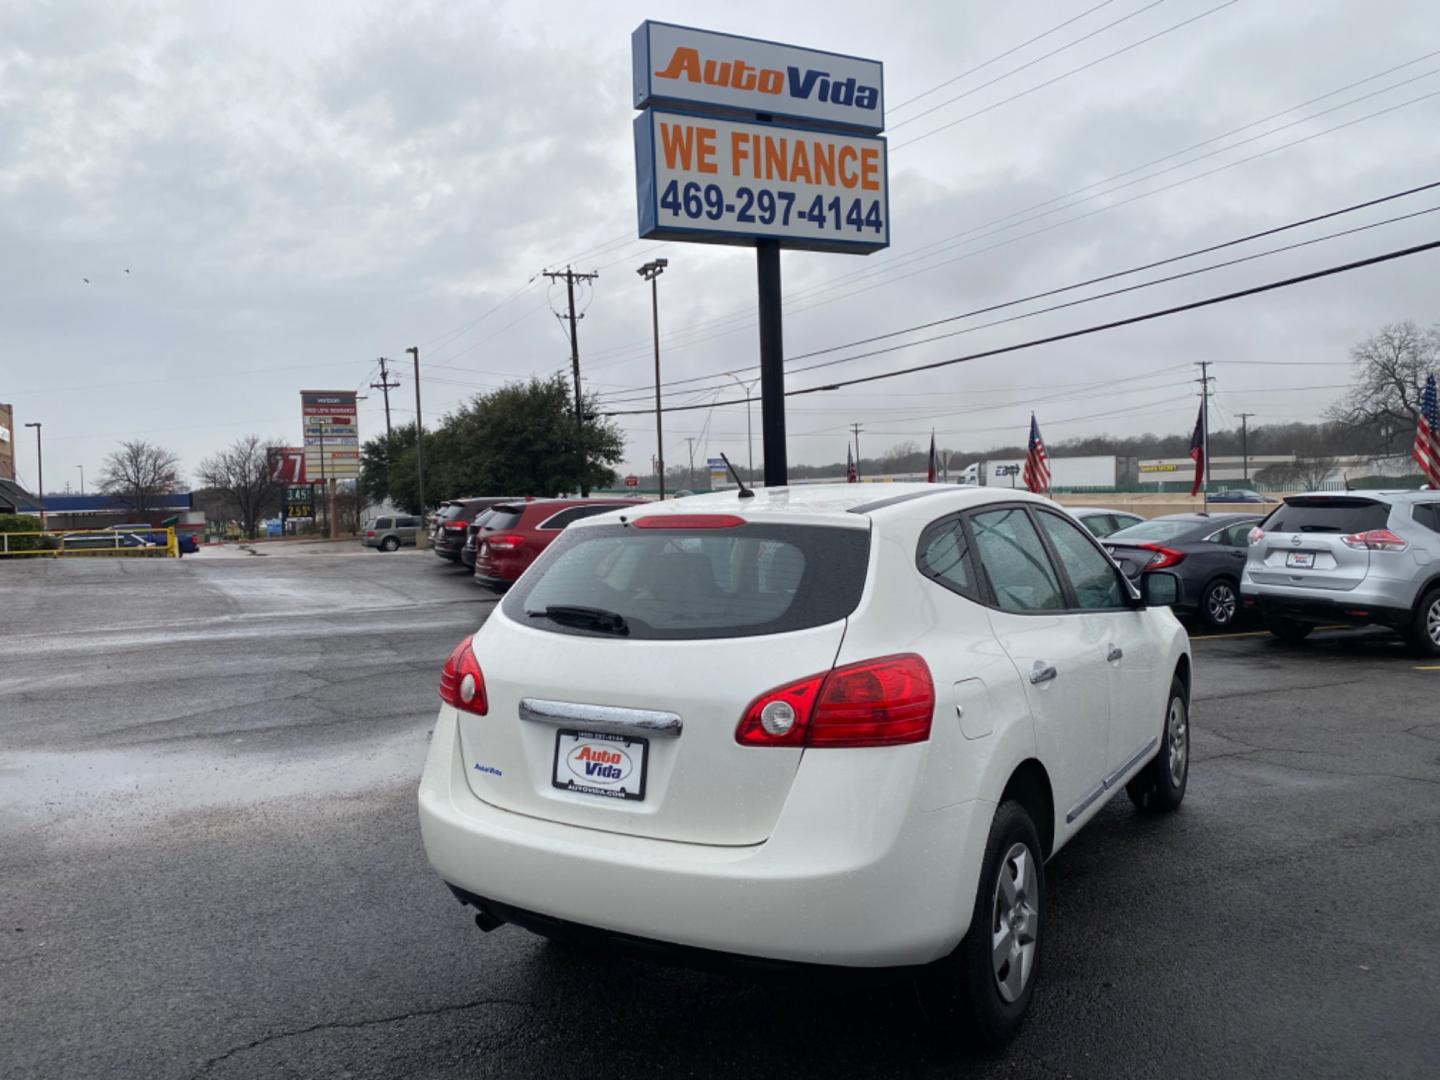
552, 729, 648, 802
1286, 551, 1315, 569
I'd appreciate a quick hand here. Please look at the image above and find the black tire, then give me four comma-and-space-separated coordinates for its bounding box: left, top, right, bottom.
1199, 577, 1240, 630
380, 536, 400, 552
1405, 586, 1440, 658
1126, 675, 1189, 813
1264, 616, 1312, 644
916, 800, 1045, 1046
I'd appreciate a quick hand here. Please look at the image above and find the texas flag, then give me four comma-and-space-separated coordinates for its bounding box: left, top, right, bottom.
846, 444, 858, 483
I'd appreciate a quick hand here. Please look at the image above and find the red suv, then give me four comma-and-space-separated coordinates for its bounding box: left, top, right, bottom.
473, 497, 645, 592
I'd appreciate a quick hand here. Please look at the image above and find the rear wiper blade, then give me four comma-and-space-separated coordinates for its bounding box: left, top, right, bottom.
531, 605, 630, 635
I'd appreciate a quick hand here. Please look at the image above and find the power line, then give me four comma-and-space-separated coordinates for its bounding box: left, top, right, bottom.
595, 186, 1440, 405
602, 239, 1440, 416
892, 0, 1239, 150
889, 0, 1121, 113
889, 0, 1167, 130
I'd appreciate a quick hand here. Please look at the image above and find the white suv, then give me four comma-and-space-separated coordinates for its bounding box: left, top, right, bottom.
418, 484, 1191, 1043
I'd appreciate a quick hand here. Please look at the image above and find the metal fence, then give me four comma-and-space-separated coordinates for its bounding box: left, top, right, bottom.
0, 527, 178, 558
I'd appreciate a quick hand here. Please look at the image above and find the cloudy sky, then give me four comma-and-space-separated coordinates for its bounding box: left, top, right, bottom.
4, 0, 1439, 491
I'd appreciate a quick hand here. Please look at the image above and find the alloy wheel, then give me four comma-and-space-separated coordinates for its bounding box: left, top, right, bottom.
991, 842, 1038, 1004
1168, 696, 1188, 787
1206, 583, 1237, 626
1428, 597, 1440, 647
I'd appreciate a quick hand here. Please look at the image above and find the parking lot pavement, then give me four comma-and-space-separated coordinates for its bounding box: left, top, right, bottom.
3, 559, 1438, 1080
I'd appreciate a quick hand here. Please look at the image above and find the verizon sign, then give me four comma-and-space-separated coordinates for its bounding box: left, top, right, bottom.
633, 22, 884, 133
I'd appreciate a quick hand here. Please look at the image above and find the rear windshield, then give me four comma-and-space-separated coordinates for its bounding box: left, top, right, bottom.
502, 523, 871, 640
1106, 519, 1199, 543
1264, 498, 1390, 534
486, 507, 524, 531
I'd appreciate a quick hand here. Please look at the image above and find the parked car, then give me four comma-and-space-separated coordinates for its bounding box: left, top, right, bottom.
1066, 506, 1145, 539
433, 498, 521, 562
472, 497, 646, 592
460, 509, 505, 571
362, 514, 425, 552
1103, 513, 1262, 630
1241, 491, 1440, 655
1208, 488, 1269, 504
421, 484, 1190, 1044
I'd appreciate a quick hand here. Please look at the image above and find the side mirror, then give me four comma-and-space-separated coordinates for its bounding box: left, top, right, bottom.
1141, 573, 1179, 607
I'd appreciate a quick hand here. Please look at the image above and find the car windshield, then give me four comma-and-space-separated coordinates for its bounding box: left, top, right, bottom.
502, 522, 870, 640
1106, 518, 1200, 543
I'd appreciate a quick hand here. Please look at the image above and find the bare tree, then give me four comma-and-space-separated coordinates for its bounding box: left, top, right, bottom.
196, 436, 282, 540
98, 440, 182, 514
1329, 322, 1440, 453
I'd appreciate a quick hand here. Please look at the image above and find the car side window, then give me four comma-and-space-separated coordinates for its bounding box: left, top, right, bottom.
1413, 503, 1440, 534
970, 508, 1066, 612
376, 518, 393, 529
916, 516, 979, 600
1036, 510, 1126, 610
398, 517, 419, 528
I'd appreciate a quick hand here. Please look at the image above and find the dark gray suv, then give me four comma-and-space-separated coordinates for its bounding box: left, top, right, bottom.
1242, 491, 1440, 654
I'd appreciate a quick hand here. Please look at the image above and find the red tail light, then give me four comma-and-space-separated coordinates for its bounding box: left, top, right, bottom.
1341, 528, 1408, 552
737, 654, 934, 748
633, 514, 745, 529
1138, 543, 1186, 569
485, 533, 525, 552
439, 635, 488, 715
366, 530, 375, 538
444, 520, 468, 531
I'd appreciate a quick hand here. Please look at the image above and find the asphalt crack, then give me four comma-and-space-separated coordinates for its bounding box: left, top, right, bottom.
191, 995, 535, 1078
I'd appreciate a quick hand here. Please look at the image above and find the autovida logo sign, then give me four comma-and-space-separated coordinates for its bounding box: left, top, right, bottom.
632, 21, 888, 255
633, 22, 884, 133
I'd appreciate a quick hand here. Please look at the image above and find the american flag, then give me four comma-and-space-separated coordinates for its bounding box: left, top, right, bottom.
1188, 403, 1206, 498
846, 444, 858, 483
1023, 414, 1050, 493
1415, 372, 1440, 487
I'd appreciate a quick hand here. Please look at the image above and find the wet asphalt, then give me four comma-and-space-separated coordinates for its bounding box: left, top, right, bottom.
2, 550, 1438, 1079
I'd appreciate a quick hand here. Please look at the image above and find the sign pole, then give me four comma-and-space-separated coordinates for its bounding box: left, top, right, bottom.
328, 477, 338, 540
757, 239, 786, 487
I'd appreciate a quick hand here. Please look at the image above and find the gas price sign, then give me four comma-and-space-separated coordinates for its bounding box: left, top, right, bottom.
635, 109, 888, 253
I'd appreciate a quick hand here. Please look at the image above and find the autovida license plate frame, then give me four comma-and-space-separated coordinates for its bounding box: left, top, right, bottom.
552, 729, 649, 802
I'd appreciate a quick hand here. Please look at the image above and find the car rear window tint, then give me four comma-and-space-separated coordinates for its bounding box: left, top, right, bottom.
503, 523, 870, 640
1264, 498, 1390, 534
485, 508, 524, 531
1414, 503, 1440, 534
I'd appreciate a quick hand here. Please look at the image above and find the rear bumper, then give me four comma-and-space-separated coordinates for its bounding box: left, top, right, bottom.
472, 572, 511, 592
1242, 573, 1417, 626
418, 709, 989, 968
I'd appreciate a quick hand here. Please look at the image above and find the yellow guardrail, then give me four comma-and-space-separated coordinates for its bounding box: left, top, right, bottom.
0, 527, 179, 558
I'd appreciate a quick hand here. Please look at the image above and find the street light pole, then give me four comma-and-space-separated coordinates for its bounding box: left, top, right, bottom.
637, 258, 669, 499
728, 373, 759, 484
24, 422, 43, 527
76, 464, 84, 495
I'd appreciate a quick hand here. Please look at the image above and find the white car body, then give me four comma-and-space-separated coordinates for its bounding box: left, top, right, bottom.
418, 483, 1189, 973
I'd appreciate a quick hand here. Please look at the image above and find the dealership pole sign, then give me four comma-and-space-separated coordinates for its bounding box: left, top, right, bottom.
632, 22, 887, 484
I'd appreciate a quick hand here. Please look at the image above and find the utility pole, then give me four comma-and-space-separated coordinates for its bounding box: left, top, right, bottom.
1238, 412, 1256, 482
685, 437, 696, 489
371, 357, 400, 442
729, 373, 759, 485
544, 265, 600, 495
637, 259, 668, 500
851, 422, 863, 481
76, 464, 84, 496
1196, 361, 1215, 510
406, 345, 426, 533
24, 422, 42, 528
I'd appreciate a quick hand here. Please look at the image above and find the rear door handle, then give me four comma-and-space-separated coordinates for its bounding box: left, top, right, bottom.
1106, 645, 1123, 662
1029, 661, 1058, 685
